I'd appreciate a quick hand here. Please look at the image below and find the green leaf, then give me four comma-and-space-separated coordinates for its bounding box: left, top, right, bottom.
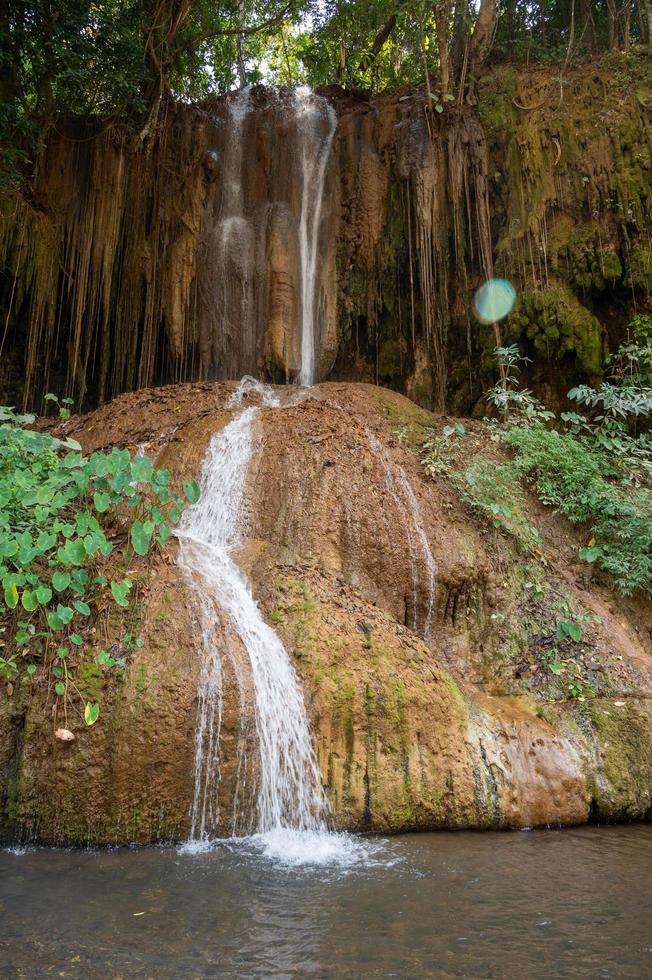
154, 469, 171, 488
156, 523, 170, 546
568, 622, 582, 642
21, 590, 39, 612
56, 604, 74, 625
74, 600, 91, 616
57, 647, 68, 659
63, 539, 86, 565
130, 520, 152, 557
54, 681, 66, 696
26, 664, 37, 676
93, 491, 111, 513
36, 531, 56, 552
36, 585, 53, 605
183, 480, 200, 505
579, 546, 602, 563
0, 538, 18, 558
549, 661, 564, 675
52, 571, 71, 593
84, 702, 100, 726
70, 633, 83, 646
36, 485, 54, 505
131, 456, 153, 483
110, 579, 131, 608
47, 611, 64, 631
4, 584, 18, 609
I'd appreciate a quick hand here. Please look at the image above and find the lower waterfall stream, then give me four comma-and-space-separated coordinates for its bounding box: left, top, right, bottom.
176, 379, 359, 864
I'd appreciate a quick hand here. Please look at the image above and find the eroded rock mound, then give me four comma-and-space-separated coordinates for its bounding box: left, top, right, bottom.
1, 381, 651, 843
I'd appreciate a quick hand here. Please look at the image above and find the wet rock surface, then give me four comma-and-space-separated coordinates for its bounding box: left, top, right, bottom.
3, 57, 652, 413
1, 381, 651, 842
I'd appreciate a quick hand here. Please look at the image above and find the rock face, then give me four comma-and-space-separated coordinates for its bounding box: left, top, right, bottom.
1, 381, 650, 843
2, 57, 652, 412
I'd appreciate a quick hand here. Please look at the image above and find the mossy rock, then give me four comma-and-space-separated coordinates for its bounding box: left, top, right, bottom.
507, 281, 604, 376
623, 241, 652, 292
478, 67, 519, 137
564, 223, 623, 292
377, 339, 403, 382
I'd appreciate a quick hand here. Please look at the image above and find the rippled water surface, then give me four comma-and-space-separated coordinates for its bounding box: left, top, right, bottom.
1, 825, 651, 977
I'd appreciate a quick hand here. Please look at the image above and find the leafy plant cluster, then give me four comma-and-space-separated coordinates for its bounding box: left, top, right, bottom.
421, 417, 542, 552
461, 457, 543, 554
421, 321, 652, 596
0, 402, 199, 729
485, 324, 652, 596
504, 424, 652, 595
526, 585, 604, 701
420, 422, 466, 476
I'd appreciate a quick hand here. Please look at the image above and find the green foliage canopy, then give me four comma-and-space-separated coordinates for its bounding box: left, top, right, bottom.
2, 1, 647, 184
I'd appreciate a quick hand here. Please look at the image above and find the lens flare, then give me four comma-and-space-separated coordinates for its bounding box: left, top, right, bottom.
474, 279, 516, 324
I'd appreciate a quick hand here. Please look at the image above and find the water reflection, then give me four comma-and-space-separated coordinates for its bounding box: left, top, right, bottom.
1, 825, 650, 977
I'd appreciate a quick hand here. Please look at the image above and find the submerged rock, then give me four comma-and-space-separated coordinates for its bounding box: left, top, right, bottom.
1, 381, 650, 843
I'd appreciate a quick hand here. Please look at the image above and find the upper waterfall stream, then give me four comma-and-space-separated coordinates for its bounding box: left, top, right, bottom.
213, 87, 336, 385
295, 88, 337, 386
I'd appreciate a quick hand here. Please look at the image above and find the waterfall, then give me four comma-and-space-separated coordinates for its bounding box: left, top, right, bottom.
177, 381, 328, 849
295, 88, 337, 387
216, 87, 256, 373
222, 87, 251, 219
367, 434, 437, 641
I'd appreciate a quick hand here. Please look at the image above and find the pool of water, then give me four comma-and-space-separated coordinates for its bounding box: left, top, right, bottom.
1, 825, 650, 977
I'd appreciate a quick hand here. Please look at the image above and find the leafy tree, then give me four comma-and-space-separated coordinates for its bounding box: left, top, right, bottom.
1, 0, 647, 186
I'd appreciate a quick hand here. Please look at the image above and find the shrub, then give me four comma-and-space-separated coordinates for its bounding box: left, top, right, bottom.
504, 424, 652, 595
0, 405, 199, 726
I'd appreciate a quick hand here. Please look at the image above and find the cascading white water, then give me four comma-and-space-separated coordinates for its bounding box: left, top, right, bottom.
177, 381, 329, 854
222, 87, 251, 220
368, 434, 437, 641
294, 88, 337, 387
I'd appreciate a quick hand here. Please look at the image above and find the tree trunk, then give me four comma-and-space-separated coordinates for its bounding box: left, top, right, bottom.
338, 38, 346, 85
621, 0, 632, 52
606, 0, 618, 48
469, 0, 496, 74
433, 2, 453, 97
645, 0, 652, 43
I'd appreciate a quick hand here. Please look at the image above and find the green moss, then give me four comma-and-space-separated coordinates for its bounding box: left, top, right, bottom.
370, 390, 431, 451
478, 67, 519, 137
134, 662, 148, 695
76, 659, 105, 701
564, 224, 623, 291
583, 699, 652, 819
623, 241, 652, 291
363, 683, 378, 808
507, 282, 603, 376
377, 339, 403, 382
